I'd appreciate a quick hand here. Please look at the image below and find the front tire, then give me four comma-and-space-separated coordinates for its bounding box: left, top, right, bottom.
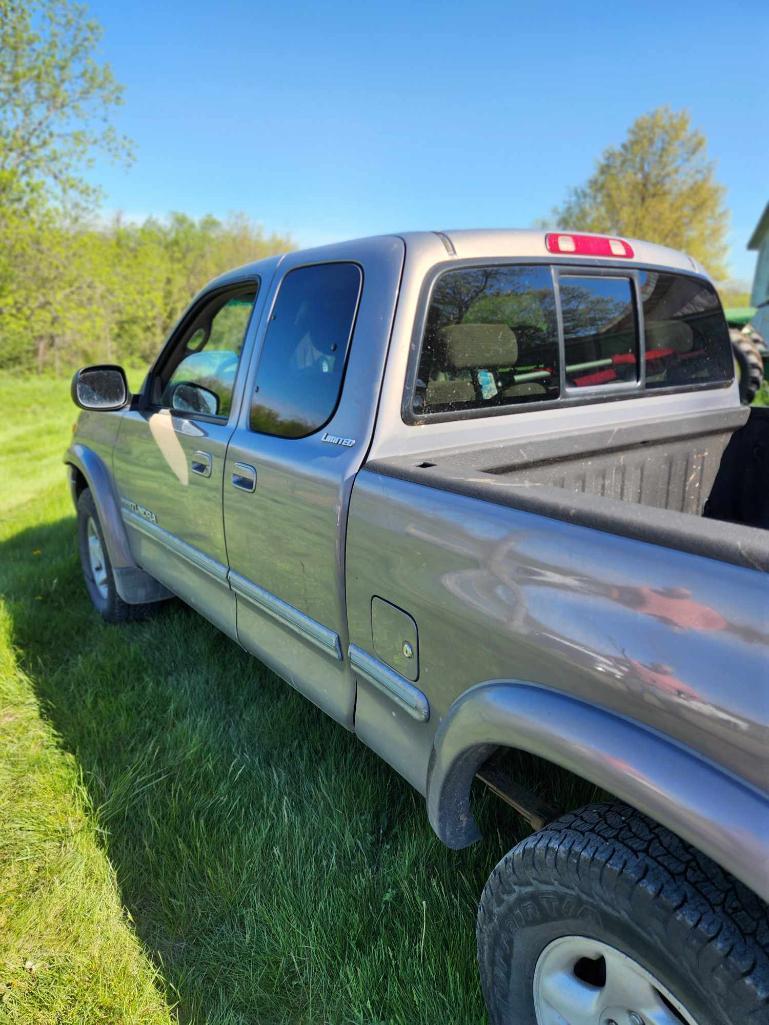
77, 488, 158, 623
477, 802, 769, 1025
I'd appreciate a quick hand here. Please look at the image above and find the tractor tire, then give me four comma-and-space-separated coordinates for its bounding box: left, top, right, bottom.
731, 330, 764, 404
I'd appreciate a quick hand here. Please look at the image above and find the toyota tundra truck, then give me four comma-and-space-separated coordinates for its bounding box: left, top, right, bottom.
66, 229, 769, 1025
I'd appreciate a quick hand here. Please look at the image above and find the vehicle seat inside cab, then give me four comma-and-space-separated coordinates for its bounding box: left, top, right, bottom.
645, 320, 695, 384
424, 323, 548, 409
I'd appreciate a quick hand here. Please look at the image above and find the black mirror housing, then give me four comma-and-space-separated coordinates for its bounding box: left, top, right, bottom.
71, 364, 130, 412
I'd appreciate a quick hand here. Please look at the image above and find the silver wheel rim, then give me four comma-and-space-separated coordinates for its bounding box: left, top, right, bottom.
86, 517, 109, 600
533, 935, 700, 1025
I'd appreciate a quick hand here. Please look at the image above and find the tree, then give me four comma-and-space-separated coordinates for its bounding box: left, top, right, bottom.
551, 107, 728, 279
0, 0, 130, 213
0, 0, 131, 372
0, 212, 294, 373
0, 3, 294, 374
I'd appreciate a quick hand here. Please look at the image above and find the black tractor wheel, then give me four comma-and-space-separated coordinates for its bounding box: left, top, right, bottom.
731, 329, 764, 404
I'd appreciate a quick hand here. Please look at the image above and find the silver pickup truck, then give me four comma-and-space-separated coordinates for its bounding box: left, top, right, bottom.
67, 229, 769, 1025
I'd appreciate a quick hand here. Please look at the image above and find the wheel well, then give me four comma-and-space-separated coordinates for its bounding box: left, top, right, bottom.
474, 745, 608, 831
428, 682, 769, 900
70, 465, 88, 499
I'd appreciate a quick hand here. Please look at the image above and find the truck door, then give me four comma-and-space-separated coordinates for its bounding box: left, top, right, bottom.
222, 239, 405, 726
113, 281, 261, 638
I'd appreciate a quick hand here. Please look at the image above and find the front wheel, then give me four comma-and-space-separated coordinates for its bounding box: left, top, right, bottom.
477, 803, 769, 1025
77, 488, 159, 623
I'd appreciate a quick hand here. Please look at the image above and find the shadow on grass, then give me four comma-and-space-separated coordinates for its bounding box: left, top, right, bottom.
4, 515, 535, 1025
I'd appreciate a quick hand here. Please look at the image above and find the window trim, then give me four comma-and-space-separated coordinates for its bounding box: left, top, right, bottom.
402, 257, 731, 426
140, 278, 261, 425
247, 260, 364, 440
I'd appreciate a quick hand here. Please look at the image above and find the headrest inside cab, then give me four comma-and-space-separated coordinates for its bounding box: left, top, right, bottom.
440, 323, 518, 368
646, 319, 694, 354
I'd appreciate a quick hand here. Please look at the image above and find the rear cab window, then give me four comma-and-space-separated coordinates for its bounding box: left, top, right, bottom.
640, 270, 734, 389
414, 265, 560, 414
410, 262, 732, 420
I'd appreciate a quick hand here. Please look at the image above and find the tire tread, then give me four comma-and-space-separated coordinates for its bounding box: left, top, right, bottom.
477, 801, 769, 1024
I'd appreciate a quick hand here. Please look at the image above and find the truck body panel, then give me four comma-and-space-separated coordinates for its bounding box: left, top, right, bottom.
346, 469, 769, 794
222, 235, 405, 724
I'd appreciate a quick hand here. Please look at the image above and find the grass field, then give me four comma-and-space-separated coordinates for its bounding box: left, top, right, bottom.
0, 371, 536, 1024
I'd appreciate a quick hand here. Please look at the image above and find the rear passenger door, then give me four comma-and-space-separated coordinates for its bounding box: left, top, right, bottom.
222, 239, 406, 726
223, 261, 364, 722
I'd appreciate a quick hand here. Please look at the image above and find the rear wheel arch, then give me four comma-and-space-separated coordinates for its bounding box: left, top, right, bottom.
426, 680, 769, 904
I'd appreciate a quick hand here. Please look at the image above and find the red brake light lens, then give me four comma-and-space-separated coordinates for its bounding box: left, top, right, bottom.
545, 233, 634, 259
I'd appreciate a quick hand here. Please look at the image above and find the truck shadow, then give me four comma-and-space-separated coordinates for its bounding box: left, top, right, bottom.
3, 515, 529, 1023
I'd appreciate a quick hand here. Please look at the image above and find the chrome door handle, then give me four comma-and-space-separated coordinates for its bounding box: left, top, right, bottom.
191, 450, 212, 477
231, 462, 257, 492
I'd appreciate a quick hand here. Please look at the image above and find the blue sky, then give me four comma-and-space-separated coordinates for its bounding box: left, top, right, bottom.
87, 0, 768, 282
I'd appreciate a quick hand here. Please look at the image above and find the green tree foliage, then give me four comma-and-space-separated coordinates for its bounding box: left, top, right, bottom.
0, 212, 293, 373
0, 1, 293, 373
551, 107, 728, 278
0, 0, 129, 211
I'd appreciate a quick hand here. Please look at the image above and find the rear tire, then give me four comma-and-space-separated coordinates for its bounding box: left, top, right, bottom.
77, 488, 158, 623
477, 802, 769, 1024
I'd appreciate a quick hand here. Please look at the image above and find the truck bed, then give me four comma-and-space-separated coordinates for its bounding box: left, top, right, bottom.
368, 405, 769, 573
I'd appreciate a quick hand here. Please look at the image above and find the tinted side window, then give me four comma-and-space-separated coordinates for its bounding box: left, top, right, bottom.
162, 287, 257, 418
250, 263, 362, 438
414, 265, 559, 414
560, 275, 637, 387
640, 271, 733, 389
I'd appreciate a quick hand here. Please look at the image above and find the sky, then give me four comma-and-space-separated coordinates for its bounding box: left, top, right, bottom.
86, 0, 768, 283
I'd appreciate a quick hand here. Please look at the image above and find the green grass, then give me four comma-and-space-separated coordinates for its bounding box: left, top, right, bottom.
0, 371, 536, 1024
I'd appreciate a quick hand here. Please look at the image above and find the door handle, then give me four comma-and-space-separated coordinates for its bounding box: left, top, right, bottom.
191, 450, 212, 477
231, 462, 257, 492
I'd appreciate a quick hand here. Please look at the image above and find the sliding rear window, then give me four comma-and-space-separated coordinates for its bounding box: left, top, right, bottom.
560, 275, 638, 387
411, 264, 732, 418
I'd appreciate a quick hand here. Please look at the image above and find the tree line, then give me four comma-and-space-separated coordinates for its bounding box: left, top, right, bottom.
0, 210, 292, 373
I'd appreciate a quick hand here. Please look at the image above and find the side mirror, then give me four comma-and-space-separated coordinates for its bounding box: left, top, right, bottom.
169, 381, 220, 417
71, 365, 130, 411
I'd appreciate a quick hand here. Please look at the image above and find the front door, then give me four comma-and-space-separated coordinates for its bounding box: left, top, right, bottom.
113, 281, 259, 637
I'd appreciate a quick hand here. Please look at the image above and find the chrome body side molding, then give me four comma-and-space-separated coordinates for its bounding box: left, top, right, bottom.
348, 644, 430, 722
121, 507, 229, 584
120, 507, 344, 660
229, 570, 343, 661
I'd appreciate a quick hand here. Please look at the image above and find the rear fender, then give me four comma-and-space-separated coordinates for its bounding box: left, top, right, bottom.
427, 681, 769, 902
